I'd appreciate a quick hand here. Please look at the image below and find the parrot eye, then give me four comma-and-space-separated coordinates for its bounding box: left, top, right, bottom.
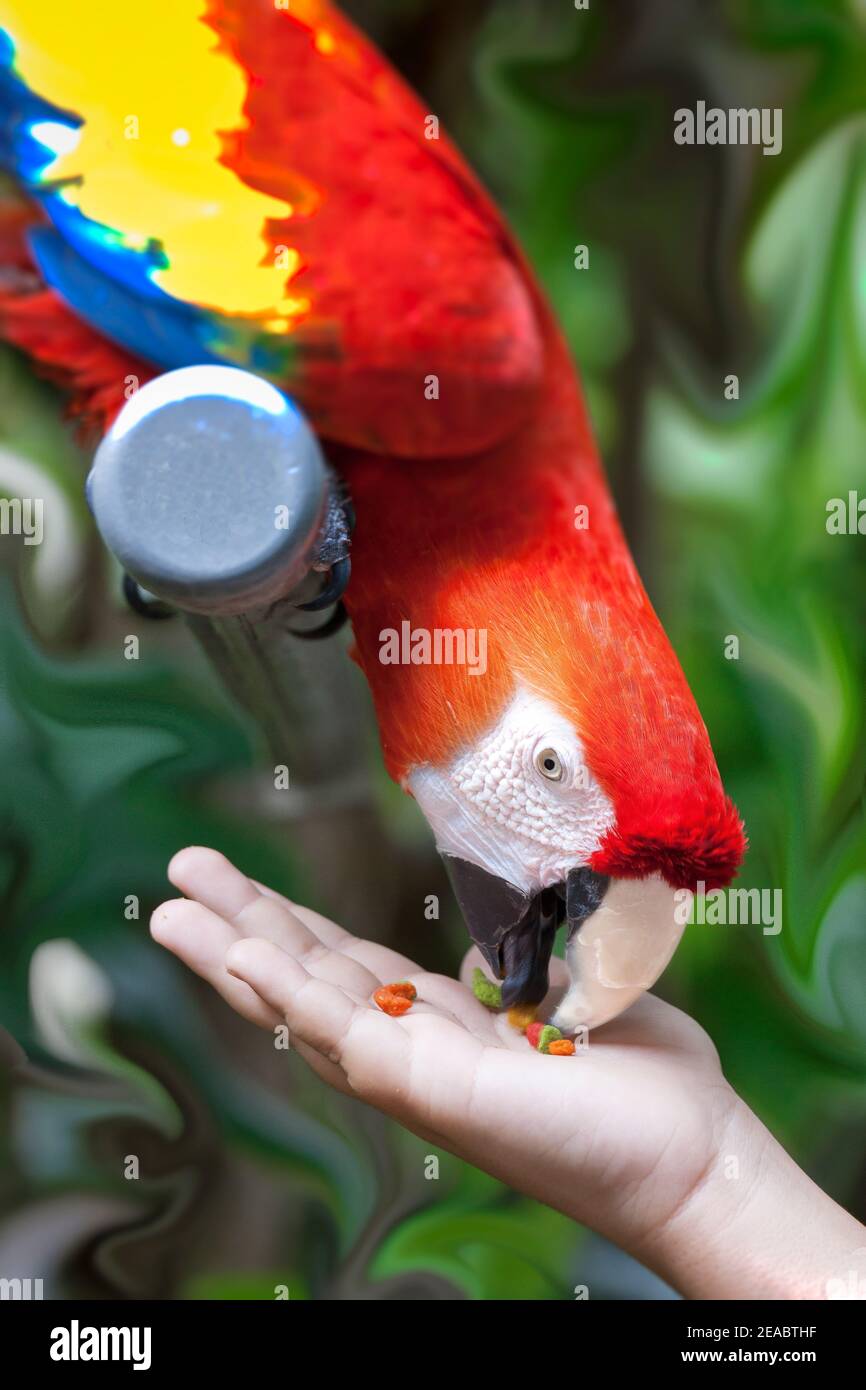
535, 748, 564, 782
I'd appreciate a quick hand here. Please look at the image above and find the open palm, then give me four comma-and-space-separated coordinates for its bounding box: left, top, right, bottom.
152, 847, 740, 1263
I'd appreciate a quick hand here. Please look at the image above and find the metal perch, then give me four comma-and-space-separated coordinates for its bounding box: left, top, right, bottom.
86, 365, 395, 937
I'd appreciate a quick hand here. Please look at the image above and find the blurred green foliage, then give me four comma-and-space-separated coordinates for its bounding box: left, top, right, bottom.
2, 0, 866, 1297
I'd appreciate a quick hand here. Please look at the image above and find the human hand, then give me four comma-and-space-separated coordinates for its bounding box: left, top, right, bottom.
152, 847, 866, 1300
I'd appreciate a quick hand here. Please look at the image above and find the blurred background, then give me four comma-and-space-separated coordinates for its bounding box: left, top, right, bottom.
1, 0, 865, 1300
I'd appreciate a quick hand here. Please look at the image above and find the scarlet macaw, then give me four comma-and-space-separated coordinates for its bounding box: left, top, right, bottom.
0, 0, 745, 1029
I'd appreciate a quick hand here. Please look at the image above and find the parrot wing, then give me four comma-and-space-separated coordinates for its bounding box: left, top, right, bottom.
0, 0, 544, 454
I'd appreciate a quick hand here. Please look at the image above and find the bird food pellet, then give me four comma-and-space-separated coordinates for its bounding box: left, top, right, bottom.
507, 1004, 537, 1032
471, 967, 503, 1009
386, 981, 417, 1000
525, 1021, 573, 1054
373, 981, 416, 1015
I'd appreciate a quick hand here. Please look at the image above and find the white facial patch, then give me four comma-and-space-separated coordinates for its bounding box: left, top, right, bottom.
408, 686, 616, 893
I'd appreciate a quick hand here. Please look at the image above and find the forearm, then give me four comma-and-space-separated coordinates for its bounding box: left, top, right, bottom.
641, 1095, 866, 1300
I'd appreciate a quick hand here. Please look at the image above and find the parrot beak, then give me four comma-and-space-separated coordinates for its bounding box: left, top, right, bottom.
550, 875, 687, 1034
441, 856, 611, 1007
441, 854, 531, 979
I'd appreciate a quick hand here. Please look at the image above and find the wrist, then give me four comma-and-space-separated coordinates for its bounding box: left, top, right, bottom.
639, 1091, 866, 1299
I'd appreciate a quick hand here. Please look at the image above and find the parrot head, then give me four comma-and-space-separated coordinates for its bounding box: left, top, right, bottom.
408, 673, 745, 1033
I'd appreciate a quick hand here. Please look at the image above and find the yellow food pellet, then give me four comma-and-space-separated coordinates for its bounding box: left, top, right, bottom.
507, 1004, 537, 1032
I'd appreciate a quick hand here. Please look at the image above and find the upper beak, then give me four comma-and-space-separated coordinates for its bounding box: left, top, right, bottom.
442, 855, 610, 1006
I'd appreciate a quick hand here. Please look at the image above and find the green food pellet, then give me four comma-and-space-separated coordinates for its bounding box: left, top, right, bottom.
537, 1024, 563, 1053
472, 967, 502, 1009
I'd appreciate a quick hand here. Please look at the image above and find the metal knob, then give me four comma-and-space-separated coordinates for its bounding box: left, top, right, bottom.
86, 365, 332, 617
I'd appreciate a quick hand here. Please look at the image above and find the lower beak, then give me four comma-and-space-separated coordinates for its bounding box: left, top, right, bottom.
551, 875, 687, 1032
441, 856, 611, 1007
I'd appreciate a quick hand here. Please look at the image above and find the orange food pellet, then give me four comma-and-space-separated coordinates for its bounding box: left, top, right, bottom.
547, 1039, 576, 1056
373, 985, 413, 1016
384, 980, 417, 1001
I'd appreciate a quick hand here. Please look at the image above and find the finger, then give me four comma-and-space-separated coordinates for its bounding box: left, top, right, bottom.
150, 898, 280, 1030
253, 873, 433, 990
153, 897, 420, 1104
169, 846, 316, 956
170, 849, 408, 1003
169, 847, 351, 971
169, 845, 263, 920
290, 1038, 355, 1096
227, 938, 489, 1132
226, 937, 398, 1072
290, 1027, 461, 1148
251, 880, 350, 949
340, 937, 427, 982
